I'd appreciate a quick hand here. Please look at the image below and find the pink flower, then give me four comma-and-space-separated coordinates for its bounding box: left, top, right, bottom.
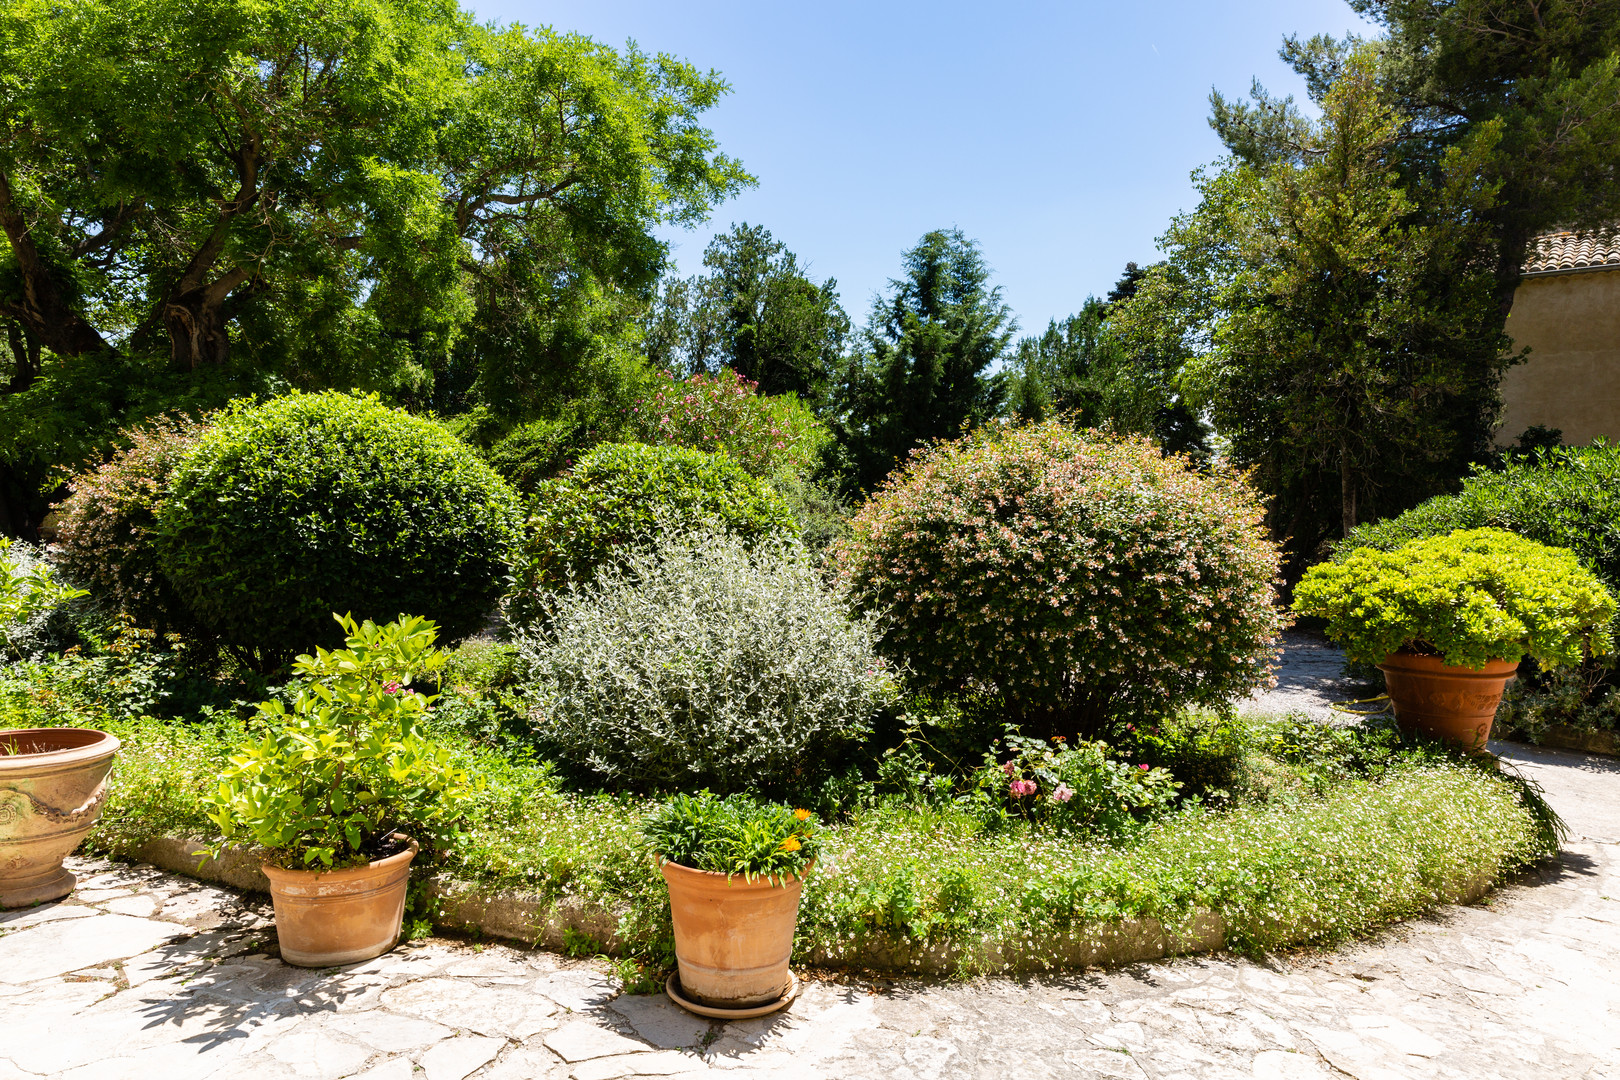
1009, 779, 1037, 798
1138, 764, 1150, 771
1000, 760, 1017, 776
1052, 784, 1074, 803
382, 682, 401, 694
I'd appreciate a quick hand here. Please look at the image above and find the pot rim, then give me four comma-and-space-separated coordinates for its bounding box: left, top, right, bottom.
261, 835, 419, 883
0, 727, 121, 772
658, 857, 814, 887
1379, 651, 1521, 674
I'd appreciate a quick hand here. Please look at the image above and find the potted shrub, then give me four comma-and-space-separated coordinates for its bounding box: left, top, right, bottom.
1295, 528, 1615, 750
642, 793, 819, 1018
0, 541, 116, 910
203, 614, 475, 966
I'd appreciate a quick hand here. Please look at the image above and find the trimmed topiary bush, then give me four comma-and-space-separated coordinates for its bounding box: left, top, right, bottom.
510, 442, 796, 618
830, 420, 1285, 734
1296, 528, 1615, 669
54, 416, 208, 637
156, 392, 522, 670
517, 530, 896, 792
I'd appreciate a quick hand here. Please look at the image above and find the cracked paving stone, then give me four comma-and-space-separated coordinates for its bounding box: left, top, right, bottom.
417, 1034, 506, 1080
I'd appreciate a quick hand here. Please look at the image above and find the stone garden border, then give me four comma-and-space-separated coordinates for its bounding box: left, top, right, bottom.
127, 835, 1497, 976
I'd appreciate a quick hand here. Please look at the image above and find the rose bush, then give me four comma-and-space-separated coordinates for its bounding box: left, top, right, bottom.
831, 421, 1285, 734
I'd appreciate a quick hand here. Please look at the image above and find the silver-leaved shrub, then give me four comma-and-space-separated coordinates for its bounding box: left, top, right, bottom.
830, 420, 1285, 735
516, 531, 897, 791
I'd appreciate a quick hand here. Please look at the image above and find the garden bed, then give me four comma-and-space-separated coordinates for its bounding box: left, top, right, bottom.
64, 711, 1556, 975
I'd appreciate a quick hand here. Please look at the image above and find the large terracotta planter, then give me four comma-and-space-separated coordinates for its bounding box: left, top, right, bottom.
262, 837, 418, 967
660, 859, 808, 1013
0, 727, 120, 909
1378, 651, 1519, 752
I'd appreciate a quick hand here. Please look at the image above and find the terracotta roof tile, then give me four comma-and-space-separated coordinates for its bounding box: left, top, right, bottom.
1523, 230, 1620, 275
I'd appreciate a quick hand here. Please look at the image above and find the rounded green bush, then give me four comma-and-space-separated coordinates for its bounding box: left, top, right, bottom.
156, 392, 522, 669
509, 442, 796, 618
830, 421, 1286, 734
1296, 527, 1616, 668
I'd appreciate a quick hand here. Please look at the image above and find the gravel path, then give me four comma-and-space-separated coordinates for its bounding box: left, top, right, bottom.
3, 637, 1618, 1079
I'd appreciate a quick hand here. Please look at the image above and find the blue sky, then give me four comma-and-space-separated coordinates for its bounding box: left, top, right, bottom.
466, 1, 1372, 339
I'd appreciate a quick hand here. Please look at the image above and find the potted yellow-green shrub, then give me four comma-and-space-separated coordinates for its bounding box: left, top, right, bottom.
1295, 528, 1615, 750
203, 614, 475, 966
642, 793, 819, 1019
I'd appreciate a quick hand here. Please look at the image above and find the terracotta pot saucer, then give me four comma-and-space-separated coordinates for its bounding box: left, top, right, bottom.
665, 971, 799, 1020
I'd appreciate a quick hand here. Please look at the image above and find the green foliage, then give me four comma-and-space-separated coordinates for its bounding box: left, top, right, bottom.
1006, 271, 1209, 460
1143, 46, 1509, 560
1120, 711, 1251, 802
768, 474, 851, 554
0, 539, 87, 658
830, 229, 1014, 493
201, 614, 478, 868
627, 370, 828, 479
510, 442, 795, 612
54, 415, 208, 636
973, 732, 1181, 834
643, 223, 849, 404
831, 421, 1285, 734
156, 392, 522, 670
1296, 528, 1616, 668
517, 531, 897, 792
642, 792, 820, 882
0, 0, 748, 394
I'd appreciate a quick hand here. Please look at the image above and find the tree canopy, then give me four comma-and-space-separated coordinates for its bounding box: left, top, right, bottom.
830, 229, 1014, 493
0, 0, 748, 531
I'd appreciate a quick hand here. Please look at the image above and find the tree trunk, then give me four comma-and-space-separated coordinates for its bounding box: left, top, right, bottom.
162, 291, 234, 369
4, 320, 41, 393
0, 172, 109, 358
1340, 446, 1357, 538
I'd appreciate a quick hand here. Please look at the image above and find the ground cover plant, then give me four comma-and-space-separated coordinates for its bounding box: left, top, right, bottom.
3, 647, 1556, 975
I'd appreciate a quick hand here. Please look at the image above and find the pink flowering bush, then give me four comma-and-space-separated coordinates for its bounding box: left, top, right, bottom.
830, 421, 1285, 733
628, 369, 828, 479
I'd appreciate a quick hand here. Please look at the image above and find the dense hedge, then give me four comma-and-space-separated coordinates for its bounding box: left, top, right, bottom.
156, 393, 521, 668
831, 421, 1286, 734
510, 442, 796, 619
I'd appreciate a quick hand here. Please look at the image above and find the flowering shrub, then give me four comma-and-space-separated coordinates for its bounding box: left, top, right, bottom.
509, 442, 796, 620
54, 415, 208, 637
517, 530, 896, 792
628, 369, 828, 479
973, 731, 1180, 834
1295, 528, 1616, 668
642, 793, 819, 882
156, 392, 522, 670
830, 421, 1285, 733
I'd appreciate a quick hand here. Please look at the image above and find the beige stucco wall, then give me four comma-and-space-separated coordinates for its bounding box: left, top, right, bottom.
1497, 269, 1620, 446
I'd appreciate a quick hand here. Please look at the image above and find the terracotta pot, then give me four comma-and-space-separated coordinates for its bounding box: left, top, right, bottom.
1378, 651, 1519, 752
0, 727, 120, 909
660, 859, 808, 1011
262, 837, 418, 967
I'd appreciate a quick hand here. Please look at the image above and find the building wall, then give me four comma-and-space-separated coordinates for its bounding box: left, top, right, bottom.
1497, 269, 1620, 446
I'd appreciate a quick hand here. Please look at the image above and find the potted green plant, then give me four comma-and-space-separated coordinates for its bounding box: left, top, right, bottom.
203, 613, 475, 966
642, 793, 819, 1019
0, 540, 119, 910
1295, 528, 1615, 750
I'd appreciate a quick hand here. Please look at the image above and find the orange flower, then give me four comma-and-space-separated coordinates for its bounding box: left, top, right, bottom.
793, 808, 811, 821
779, 836, 802, 852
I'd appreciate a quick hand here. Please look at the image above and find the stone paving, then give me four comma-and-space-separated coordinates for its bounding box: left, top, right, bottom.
3, 640, 1619, 1079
